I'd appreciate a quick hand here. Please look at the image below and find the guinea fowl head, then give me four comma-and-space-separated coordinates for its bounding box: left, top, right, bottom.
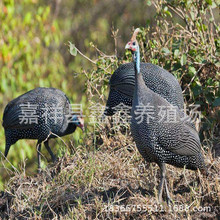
125, 28, 141, 73
72, 115, 84, 131
125, 28, 140, 52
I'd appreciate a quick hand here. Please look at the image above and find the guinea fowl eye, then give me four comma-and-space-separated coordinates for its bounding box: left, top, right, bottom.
132, 42, 136, 46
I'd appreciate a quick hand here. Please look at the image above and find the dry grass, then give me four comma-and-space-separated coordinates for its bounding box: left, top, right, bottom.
0, 120, 219, 220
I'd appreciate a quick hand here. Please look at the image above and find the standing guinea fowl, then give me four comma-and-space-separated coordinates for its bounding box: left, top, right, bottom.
125, 28, 206, 202
104, 56, 184, 116
2, 87, 84, 170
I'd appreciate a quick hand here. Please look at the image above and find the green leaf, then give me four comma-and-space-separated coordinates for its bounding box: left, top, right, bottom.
191, 38, 197, 43
174, 49, 179, 58
44, 35, 50, 47
180, 54, 187, 66
192, 84, 202, 96
24, 12, 32, 24
188, 66, 196, 76
163, 6, 172, 17
207, 78, 213, 85
165, 10, 172, 17
190, 11, 195, 21
151, 58, 159, 65
205, 93, 214, 104
162, 47, 170, 55
1, 78, 7, 92
213, 97, 220, 107
68, 41, 77, 56
146, 0, 152, 6
206, 0, 212, 5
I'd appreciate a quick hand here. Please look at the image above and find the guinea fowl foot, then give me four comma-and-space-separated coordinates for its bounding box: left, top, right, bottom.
37, 167, 42, 174
164, 178, 173, 205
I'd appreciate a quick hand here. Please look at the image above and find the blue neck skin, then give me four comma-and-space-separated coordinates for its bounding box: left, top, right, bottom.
133, 44, 140, 74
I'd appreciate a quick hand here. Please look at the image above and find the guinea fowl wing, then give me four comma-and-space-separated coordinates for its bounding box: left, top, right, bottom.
2, 93, 38, 129
3, 104, 36, 129
3, 87, 70, 132
158, 123, 201, 156
137, 80, 201, 157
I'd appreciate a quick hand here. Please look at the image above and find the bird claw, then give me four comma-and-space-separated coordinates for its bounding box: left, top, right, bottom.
166, 195, 173, 205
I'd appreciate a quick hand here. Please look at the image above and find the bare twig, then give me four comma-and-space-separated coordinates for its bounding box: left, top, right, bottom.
111, 27, 119, 57
75, 47, 97, 65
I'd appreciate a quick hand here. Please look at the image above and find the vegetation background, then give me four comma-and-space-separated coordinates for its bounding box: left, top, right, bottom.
0, 0, 219, 219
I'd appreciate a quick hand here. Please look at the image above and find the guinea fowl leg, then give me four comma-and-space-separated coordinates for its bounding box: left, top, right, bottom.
37, 141, 41, 172
44, 140, 56, 162
158, 163, 166, 202
158, 163, 173, 203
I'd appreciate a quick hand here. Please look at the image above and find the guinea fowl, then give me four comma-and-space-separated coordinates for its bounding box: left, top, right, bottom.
125, 28, 206, 202
104, 58, 184, 116
2, 87, 84, 170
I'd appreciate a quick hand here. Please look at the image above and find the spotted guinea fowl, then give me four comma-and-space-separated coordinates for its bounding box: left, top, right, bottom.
104, 59, 184, 116
2, 87, 84, 170
125, 28, 206, 202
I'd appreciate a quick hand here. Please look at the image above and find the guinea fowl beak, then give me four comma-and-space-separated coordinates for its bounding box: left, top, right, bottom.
78, 124, 84, 131
125, 42, 131, 50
